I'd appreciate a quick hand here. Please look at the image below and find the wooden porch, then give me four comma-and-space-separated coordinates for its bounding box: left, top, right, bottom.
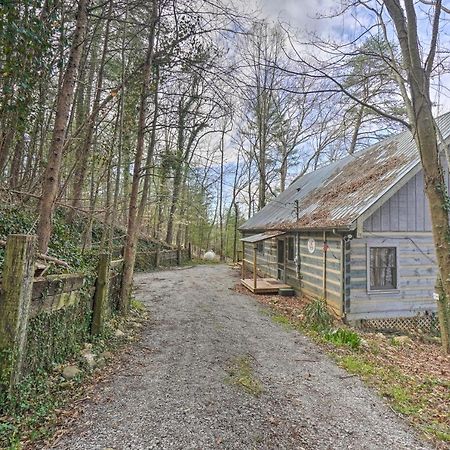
240, 231, 293, 294
241, 277, 291, 294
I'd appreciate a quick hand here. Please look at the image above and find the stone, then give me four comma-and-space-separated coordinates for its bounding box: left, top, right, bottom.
360, 338, 370, 349
392, 335, 412, 346
115, 329, 125, 338
100, 351, 113, 360
82, 352, 96, 369
96, 356, 106, 368
62, 365, 81, 380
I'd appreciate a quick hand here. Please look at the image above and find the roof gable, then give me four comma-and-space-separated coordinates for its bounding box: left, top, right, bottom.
240, 112, 450, 232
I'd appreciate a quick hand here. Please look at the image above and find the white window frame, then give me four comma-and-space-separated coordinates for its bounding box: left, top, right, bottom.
366, 240, 400, 294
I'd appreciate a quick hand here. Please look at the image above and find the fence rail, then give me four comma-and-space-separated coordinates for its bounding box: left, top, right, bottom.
135, 247, 191, 271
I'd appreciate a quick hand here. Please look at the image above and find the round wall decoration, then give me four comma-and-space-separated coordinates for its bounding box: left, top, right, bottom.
307, 238, 316, 254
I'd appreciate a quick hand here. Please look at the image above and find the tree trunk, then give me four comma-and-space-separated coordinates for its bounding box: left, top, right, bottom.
137, 65, 160, 227
69, 2, 112, 220
37, 0, 89, 253
383, 0, 450, 352
120, 0, 158, 313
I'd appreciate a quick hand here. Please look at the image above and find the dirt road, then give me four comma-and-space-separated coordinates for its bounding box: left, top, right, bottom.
51, 265, 433, 450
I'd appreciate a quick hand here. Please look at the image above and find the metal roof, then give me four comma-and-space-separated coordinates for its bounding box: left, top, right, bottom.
240, 231, 286, 243
240, 112, 450, 232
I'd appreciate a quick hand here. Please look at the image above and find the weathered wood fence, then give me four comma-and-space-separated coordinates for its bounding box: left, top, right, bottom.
134, 246, 191, 272
0, 234, 123, 395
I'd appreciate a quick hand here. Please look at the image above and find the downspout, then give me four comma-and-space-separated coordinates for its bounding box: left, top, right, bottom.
253, 243, 257, 291
323, 230, 328, 300
294, 200, 301, 286
333, 228, 346, 318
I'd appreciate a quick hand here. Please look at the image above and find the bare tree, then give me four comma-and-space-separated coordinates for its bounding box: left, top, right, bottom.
37, 0, 89, 253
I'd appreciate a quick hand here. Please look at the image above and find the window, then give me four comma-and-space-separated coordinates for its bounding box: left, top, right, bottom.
287, 237, 295, 261
369, 247, 397, 290
257, 241, 264, 254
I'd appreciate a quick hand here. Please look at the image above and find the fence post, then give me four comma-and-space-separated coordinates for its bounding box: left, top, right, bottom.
92, 253, 111, 335
155, 244, 160, 268
188, 242, 192, 260
0, 234, 36, 394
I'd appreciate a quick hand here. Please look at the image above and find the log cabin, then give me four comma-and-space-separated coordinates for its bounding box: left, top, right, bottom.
239, 112, 450, 327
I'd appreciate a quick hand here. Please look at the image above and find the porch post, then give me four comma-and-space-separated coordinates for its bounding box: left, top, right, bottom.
241, 241, 245, 279
253, 243, 257, 291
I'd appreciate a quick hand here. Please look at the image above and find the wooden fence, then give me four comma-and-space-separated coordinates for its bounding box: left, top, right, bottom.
135, 247, 191, 272
0, 234, 123, 395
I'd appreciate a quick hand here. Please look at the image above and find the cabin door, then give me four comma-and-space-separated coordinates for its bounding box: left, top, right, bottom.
277, 239, 285, 281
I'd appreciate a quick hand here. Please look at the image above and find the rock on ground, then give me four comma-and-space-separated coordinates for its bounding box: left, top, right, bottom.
61, 365, 80, 380
50, 265, 433, 450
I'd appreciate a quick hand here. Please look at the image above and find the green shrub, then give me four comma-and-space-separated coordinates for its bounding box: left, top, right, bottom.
324, 328, 361, 349
303, 297, 333, 331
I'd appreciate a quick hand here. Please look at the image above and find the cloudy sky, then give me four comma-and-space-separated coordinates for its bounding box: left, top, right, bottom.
240, 0, 450, 113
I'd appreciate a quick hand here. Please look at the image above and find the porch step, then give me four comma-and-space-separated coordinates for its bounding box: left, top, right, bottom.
278, 288, 296, 297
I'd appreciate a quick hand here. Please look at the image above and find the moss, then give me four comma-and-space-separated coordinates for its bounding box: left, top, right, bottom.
226, 356, 263, 397
25, 299, 92, 376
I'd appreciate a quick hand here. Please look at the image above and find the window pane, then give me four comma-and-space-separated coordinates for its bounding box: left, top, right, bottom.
288, 237, 295, 260
257, 241, 264, 254
369, 247, 397, 290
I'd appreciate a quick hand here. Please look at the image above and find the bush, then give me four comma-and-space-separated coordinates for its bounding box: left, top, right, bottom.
303, 297, 333, 331
324, 328, 361, 349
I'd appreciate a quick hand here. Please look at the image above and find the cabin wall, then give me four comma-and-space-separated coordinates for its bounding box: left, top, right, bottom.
298, 233, 343, 316
347, 232, 437, 320
242, 232, 344, 316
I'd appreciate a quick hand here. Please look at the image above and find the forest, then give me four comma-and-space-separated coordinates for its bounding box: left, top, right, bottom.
1, 0, 450, 334
2, 1, 450, 447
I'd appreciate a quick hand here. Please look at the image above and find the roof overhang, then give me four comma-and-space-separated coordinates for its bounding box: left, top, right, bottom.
240, 231, 286, 243
240, 225, 355, 234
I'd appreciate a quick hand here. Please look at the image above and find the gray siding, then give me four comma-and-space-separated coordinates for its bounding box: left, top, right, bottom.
363, 170, 433, 232
348, 233, 437, 320
299, 233, 343, 316
363, 165, 450, 232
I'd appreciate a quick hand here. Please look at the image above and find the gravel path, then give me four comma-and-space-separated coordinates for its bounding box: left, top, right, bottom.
50, 265, 433, 450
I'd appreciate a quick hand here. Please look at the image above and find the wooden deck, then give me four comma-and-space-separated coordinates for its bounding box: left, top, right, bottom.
241, 278, 291, 294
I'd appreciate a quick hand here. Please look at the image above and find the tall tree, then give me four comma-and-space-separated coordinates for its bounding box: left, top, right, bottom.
381, 0, 450, 352
120, 0, 159, 312
36, 0, 89, 253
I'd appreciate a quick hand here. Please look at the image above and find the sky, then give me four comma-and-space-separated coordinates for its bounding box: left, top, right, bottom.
200, 0, 450, 212
209, 0, 450, 173
250, 0, 450, 111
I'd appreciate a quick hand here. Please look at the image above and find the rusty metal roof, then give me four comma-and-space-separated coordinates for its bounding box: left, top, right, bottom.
240, 112, 450, 232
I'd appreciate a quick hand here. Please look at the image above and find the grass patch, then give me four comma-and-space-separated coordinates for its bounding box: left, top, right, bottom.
324, 328, 361, 349
339, 355, 377, 378
303, 297, 333, 331
384, 386, 423, 415
226, 356, 263, 397
191, 258, 221, 265
130, 298, 146, 312
271, 314, 295, 330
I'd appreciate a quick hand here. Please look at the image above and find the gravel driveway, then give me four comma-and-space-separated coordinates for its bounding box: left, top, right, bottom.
50, 265, 433, 450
